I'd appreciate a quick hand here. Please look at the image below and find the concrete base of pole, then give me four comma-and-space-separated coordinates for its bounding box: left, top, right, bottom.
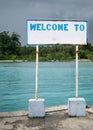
68, 98, 86, 116
28, 99, 45, 118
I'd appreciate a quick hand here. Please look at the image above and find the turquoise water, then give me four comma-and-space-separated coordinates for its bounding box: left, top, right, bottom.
0, 62, 93, 112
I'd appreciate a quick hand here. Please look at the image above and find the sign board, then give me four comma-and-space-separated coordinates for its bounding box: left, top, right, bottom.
26, 20, 87, 45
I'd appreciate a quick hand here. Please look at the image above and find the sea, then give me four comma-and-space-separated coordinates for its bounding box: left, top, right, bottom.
0, 61, 93, 112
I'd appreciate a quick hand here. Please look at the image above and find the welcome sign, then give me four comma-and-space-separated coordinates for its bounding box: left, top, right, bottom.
26, 20, 87, 45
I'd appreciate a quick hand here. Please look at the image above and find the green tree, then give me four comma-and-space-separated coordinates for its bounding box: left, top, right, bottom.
0, 31, 21, 59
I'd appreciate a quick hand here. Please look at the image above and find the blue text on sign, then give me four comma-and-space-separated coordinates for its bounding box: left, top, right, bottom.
30, 23, 85, 31
30, 23, 68, 31
74, 24, 85, 31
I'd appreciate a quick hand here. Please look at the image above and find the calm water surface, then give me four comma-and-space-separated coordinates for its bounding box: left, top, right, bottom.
0, 62, 93, 112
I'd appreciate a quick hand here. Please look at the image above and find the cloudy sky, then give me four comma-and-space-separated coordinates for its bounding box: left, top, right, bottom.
0, 0, 93, 45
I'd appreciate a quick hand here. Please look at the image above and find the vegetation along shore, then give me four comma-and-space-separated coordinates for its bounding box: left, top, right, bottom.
0, 31, 93, 62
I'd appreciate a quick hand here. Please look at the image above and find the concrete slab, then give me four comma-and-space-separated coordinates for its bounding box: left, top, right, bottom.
68, 98, 86, 116
1, 106, 93, 130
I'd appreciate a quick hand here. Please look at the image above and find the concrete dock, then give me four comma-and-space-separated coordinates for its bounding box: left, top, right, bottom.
0, 105, 93, 130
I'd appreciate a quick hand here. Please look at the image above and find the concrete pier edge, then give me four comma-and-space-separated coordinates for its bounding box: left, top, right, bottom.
0, 105, 93, 118
0, 105, 67, 118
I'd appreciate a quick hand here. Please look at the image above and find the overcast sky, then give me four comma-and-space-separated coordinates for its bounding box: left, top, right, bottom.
0, 0, 93, 45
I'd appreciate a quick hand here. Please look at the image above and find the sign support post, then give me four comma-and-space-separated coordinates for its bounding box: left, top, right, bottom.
76, 45, 78, 98
35, 45, 39, 100
28, 45, 45, 117
68, 45, 86, 116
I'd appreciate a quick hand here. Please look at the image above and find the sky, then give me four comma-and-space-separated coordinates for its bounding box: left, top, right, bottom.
0, 0, 93, 45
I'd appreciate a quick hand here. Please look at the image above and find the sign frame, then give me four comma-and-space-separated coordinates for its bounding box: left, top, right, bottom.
26, 19, 87, 45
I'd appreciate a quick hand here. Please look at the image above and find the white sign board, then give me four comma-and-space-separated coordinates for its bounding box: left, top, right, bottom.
26, 20, 87, 45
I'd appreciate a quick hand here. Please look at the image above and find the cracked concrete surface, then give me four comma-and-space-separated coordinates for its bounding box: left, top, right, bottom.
0, 105, 93, 130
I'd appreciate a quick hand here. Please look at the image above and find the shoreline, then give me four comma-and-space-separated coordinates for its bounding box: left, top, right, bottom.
0, 59, 92, 63
0, 105, 67, 117
0, 105, 93, 117
0, 60, 28, 63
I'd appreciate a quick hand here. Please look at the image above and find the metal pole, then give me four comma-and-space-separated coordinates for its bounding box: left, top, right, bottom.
76, 45, 78, 98
35, 45, 39, 100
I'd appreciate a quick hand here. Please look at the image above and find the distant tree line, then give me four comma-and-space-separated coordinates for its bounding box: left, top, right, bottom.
0, 31, 93, 61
